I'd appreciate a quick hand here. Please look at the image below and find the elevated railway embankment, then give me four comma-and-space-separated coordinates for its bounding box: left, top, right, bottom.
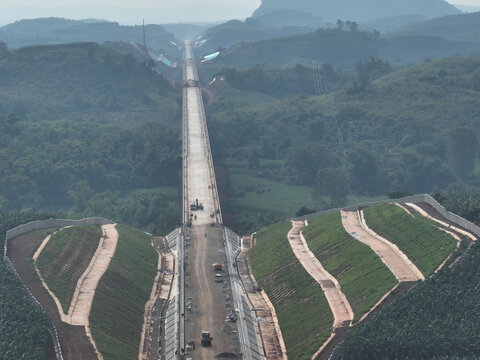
166, 41, 263, 360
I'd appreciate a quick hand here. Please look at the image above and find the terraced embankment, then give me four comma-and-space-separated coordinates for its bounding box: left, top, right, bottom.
288, 220, 353, 327
302, 212, 398, 322
341, 210, 423, 282
89, 224, 159, 360
363, 203, 458, 277
35, 226, 103, 315
250, 221, 334, 360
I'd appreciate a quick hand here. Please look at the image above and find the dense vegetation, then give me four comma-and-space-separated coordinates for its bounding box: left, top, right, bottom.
204, 27, 480, 69
197, 19, 316, 55
392, 11, 480, 44
0, 262, 52, 360
36, 226, 102, 313
0, 18, 180, 57
0, 212, 56, 360
339, 233, 480, 359
363, 204, 457, 276
0, 43, 182, 234
249, 222, 333, 360
90, 224, 158, 360
219, 64, 352, 98
303, 212, 397, 321
0, 42, 179, 120
440, 193, 480, 225
207, 57, 480, 227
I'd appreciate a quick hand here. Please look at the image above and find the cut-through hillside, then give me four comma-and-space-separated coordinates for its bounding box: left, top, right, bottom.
36, 225, 102, 314
363, 204, 457, 276
250, 221, 333, 360
89, 224, 158, 360
303, 212, 397, 321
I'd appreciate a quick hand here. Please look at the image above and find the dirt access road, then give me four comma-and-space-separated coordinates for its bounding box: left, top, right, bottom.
183, 41, 240, 359
341, 210, 423, 281
288, 221, 353, 328
8, 231, 97, 360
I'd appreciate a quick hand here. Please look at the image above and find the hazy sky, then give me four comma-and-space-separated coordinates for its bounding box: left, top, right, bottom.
0, 0, 479, 26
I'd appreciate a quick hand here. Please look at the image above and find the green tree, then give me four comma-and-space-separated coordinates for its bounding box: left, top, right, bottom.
68, 181, 95, 212
315, 167, 349, 206
449, 127, 478, 178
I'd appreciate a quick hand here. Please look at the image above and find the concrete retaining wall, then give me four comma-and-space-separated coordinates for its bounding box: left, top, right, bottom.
294, 194, 480, 237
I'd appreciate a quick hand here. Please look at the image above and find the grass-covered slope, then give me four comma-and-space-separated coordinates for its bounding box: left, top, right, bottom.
0, 42, 180, 120
302, 212, 397, 321
89, 224, 158, 360
339, 237, 480, 360
36, 226, 102, 313
249, 222, 333, 360
363, 204, 457, 276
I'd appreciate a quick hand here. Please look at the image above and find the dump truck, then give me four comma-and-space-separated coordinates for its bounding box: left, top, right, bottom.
201, 331, 213, 346
212, 263, 223, 272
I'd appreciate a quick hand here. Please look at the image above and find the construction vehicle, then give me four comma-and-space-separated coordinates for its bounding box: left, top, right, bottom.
190, 198, 204, 211
201, 331, 213, 346
215, 273, 223, 282
212, 263, 223, 272
226, 310, 237, 322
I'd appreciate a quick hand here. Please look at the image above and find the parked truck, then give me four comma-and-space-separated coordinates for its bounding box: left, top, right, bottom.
201, 331, 213, 346
212, 263, 223, 272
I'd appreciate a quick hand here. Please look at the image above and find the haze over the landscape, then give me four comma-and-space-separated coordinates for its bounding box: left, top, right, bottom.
0, 0, 479, 25
2, 1, 480, 360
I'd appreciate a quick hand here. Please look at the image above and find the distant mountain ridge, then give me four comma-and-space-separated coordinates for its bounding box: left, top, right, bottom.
0, 17, 179, 57
391, 11, 480, 44
253, 0, 460, 22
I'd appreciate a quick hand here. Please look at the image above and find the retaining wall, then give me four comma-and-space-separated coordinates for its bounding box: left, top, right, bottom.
294, 194, 480, 237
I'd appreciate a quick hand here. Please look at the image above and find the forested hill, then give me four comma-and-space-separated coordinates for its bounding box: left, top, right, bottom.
204, 28, 480, 69
196, 19, 316, 55
0, 17, 180, 57
207, 56, 480, 205
0, 42, 181, 234
0, 42, 179, 120
252, 0, 459, 22
391, 11, 480, 44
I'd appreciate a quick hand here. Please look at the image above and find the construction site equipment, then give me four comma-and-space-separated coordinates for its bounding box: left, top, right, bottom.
190, 198, 204, 211
215, 273, 223, 282
212, 263, 223, 272
201, 331, 213, 346
226, 310, 237, 322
